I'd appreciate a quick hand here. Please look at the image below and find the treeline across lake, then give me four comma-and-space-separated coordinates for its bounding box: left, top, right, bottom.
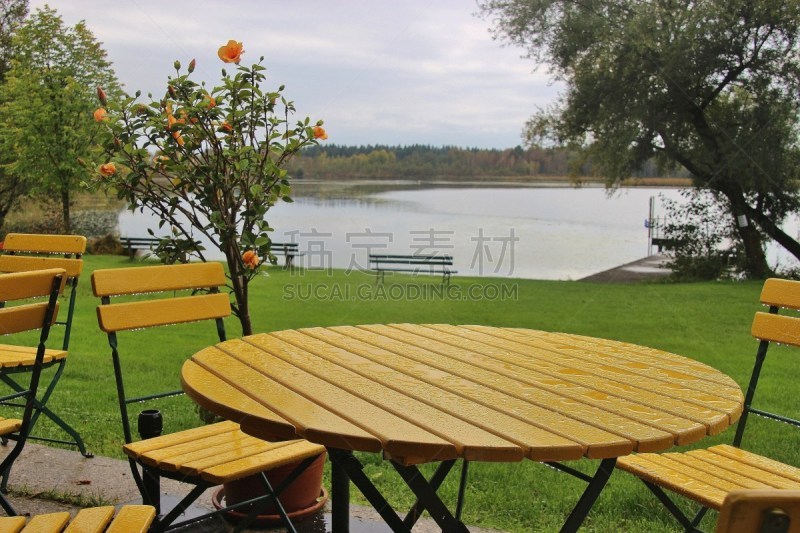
287, 144, 689, 181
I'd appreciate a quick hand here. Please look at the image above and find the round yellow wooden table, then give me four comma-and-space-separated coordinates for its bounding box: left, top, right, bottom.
182, 324, 743, 532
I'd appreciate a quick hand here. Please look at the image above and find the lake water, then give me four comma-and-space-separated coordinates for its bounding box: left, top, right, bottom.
117, 182, 799, 280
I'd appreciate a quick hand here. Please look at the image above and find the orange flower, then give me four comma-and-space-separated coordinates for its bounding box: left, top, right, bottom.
242, 250, 260, 269
312, 126, 328, 140
165, 104, 186, 146
203, 93, 216, 109
93, 108, 108, 122
219, 121, 233, 133
99, 163, 116, 177
218, 40, 244, 64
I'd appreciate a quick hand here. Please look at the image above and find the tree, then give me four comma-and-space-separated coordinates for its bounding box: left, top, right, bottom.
480, 0, 800, 278
0, 0, 26, 232
0, 6, 120, 232
96, 41, 325, 336
0, 0, 26, 82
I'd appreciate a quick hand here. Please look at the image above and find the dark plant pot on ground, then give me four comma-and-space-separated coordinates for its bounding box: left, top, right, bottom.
212, 452, 328, 526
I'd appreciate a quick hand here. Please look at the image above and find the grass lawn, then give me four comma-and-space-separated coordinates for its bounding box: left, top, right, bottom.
8, 253, 797, 532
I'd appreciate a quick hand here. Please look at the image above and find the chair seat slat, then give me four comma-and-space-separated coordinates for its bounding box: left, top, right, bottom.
0, 516, 25, 532
0, 505, 156, 533
619, 444, 800, 510
103, 505, 156, 533
124, 420, 324, 483
0, 344, 66, 367
21, 511, 71, 532
62, 505, 114, 532
124, 420, 240, 457
0, 417, 22, 436
198, 440, 325, 484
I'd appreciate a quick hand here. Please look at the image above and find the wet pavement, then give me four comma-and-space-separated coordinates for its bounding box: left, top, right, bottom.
0, 442, 503, 532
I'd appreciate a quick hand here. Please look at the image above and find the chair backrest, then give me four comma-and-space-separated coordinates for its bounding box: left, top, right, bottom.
733, 278, 800, 446
0, 233, 86, 350
91, 262, 231, 444
0, 269, 64, 435
716, 489, 800, 533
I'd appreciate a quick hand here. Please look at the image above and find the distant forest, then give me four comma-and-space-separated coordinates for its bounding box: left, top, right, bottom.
286, 144, 689, 181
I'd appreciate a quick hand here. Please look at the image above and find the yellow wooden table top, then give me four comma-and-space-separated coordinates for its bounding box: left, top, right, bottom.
181, 324, 743, 466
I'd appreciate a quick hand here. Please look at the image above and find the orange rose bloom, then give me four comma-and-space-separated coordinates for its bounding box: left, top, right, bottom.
93, 108, 108, 122
242, 250, 260, 269
99, 163, 116, 177
218, 40, 244, 64
312, 126, 328, 140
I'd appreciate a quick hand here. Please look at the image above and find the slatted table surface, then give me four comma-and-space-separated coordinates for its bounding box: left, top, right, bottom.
181, 324, 743, 466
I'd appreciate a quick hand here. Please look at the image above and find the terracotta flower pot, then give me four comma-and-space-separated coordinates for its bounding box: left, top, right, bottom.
212, 452, 327, 526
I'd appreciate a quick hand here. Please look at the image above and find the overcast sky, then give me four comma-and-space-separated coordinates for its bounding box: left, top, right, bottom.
28, 1, 560, 149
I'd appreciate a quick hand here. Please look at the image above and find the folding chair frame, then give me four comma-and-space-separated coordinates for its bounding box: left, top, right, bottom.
95, 265, 319, 532
0, 270, 63, 515
624, 286, 800, 532
0, 234, 90, 460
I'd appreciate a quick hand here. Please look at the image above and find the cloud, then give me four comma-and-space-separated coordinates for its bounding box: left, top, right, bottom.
30, 0, 561, 148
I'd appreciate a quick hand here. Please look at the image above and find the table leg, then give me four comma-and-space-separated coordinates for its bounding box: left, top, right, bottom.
560, 458, 617, 533
331, 450, 351, 533
392, 461, 469, 533
328, 449, 420, 532
403, 459, 457, 528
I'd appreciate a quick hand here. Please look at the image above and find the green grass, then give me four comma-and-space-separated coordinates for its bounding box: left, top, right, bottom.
7, 254, 794, 532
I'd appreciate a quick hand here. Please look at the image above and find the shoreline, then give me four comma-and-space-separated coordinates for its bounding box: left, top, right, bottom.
579, 254, 672, 283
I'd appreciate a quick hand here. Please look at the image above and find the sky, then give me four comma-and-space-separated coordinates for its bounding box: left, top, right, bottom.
28, 0, 561, 149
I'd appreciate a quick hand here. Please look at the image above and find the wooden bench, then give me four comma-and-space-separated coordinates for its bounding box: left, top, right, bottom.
120, 237, 161, 260
369, 254, 456, 284
270, 242, 304, 268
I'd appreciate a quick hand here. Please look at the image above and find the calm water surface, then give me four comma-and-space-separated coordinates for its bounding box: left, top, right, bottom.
118, 182, 798, 280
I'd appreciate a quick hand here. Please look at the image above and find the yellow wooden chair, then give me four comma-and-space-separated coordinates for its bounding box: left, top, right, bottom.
715, 489, 800, 533
0, 505, 156, 533
0, 234, 90, 460
618, 278, 800, 531
0, 268, 64, 515
92, 262, 325, 532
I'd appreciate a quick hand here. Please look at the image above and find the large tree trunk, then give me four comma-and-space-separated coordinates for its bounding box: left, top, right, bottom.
719, 185, 771, 279
733, 215, 770, 278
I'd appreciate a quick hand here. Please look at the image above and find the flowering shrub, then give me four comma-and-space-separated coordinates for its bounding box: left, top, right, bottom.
95, 41, 325, 335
